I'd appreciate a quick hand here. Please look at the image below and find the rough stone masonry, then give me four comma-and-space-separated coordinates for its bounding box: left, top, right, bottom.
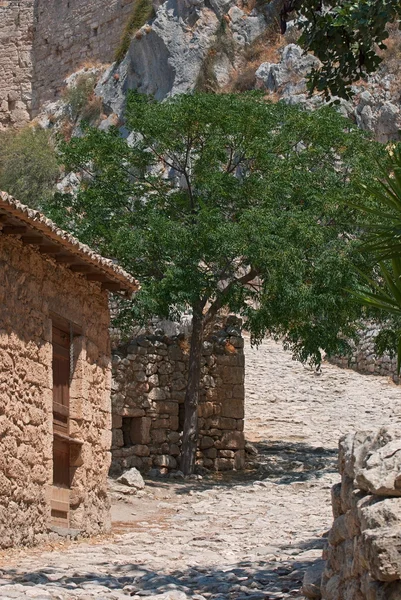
0, 232, 112, 548
0, 0, 135, 128
110, 317, 245, 475
304, 427, 401, 600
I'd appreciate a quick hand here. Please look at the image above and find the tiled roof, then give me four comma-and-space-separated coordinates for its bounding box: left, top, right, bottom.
0, 191, 140, 295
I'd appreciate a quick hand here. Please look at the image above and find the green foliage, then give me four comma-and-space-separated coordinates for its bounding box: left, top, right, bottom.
359, 146, 401, 261
48, 91, 384, 365
115, 0, 155, 63
0, 126, 59, 209
292, 0, 401, 99
63, 74, 101, 124
352, 146, 401, 371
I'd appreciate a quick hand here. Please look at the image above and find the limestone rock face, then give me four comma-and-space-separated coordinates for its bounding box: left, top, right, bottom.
117, 467, 146, 489
96, 0, 268, 118
255, 44, 321, 96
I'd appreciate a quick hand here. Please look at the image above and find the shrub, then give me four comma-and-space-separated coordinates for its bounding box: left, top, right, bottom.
232, 68, 257, 91
115, 0, 155, 63
0, 126, 60, 209
63, 74, 100, 124
195, 21, 237, 92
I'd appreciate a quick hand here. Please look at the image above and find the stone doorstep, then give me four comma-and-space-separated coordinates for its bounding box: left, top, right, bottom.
49, 525, 81, 537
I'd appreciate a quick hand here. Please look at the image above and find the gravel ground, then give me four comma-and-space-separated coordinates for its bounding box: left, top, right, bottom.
1, 337, 400, 600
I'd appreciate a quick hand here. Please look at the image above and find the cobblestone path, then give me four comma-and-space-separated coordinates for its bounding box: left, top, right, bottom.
1, 338, 401, 600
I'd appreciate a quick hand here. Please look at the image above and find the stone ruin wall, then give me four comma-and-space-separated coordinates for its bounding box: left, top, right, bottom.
0, 0, 135, 127
0, 233, 111, 549
110, 317, 245, 476
0, 1, 34, 128
329, 323, 399, 383
31, 0, 135, 113
304, 427, 401, 600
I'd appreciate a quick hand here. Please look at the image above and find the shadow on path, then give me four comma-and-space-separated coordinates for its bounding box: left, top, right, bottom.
139, 439, 338, 497
0, 554, 317, 598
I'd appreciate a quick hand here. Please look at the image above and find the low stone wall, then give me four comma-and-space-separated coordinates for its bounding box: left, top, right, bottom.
304, 427, 401, 600
110, 317, 245, 475
329, 323, 399, 382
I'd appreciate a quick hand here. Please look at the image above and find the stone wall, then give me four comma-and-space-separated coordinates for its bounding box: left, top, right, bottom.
0, 1, 34, 129
31, 0, 135, 113
0, 0, 135, 126
329, 323, 399, 382
304, 427, 401, 600
0, 233, 112, 548
110, 317, 245, 475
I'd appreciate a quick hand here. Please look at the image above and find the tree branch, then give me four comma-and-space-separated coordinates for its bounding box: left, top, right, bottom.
204, 267, 258, 325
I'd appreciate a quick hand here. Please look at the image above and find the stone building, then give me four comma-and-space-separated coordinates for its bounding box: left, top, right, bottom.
0, 0, 135, 127
111, 318, 246, 475
0, 191, 138, 549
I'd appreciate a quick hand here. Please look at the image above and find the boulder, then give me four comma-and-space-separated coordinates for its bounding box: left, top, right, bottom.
117, 467, 145, 490
362, 527, 401, 582
358, 497, 401, 532
255, 44, 320, 96
302, 559, 325, 599
356, 438, 401, 497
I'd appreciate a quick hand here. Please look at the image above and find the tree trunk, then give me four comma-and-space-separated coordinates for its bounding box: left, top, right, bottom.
180, 309, 204, 476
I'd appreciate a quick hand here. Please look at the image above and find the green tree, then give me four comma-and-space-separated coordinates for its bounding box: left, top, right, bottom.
0, 126, 60, 209
270, 0, 400, 99
352, 145, 401, 371
49, 91, 383, 474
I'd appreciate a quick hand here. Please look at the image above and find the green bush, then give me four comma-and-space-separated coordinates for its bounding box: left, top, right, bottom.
63, 74, 100, 124
0, 126, 60, 209
115, 0, 155, 63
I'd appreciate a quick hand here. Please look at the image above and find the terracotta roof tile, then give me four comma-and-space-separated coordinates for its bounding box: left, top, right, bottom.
0, 191, 140, 295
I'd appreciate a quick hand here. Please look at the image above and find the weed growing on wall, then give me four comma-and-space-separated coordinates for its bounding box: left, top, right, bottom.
115, 0, 155, 63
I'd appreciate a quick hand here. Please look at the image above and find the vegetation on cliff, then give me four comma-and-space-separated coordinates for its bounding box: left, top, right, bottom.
115, 0, 155, 63
278, 0, 401, 99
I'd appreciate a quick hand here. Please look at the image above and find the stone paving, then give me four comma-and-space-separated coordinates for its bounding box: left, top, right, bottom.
1, 337, 401, 600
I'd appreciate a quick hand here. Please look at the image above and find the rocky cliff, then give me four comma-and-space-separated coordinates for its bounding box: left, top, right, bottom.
34, 0, 401, 146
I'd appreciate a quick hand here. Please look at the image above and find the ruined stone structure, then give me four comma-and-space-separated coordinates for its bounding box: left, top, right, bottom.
329, 322, 399, 383
0, 1, 34, 128
304, 427, 401, 600
0, 191, 138, 548
110, 318, 245, 475
0, 0, 135, 127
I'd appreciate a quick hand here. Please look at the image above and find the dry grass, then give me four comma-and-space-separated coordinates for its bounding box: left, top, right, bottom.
195, 20, 237, 92
232, 67, 257, 92
244, 27, 283, 64
62, 73, 103, 129
227, 28, 285, 93
115, 0, 155, 63
378, 23, 401, 91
